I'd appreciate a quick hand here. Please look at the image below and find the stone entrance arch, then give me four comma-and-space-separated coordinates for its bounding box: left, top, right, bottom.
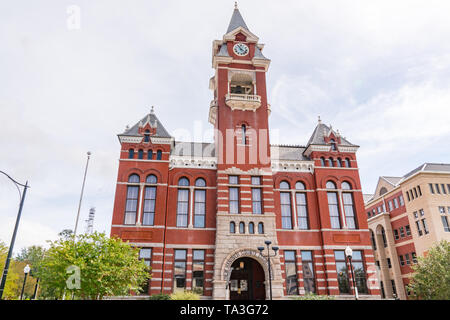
216, 248, 280, 300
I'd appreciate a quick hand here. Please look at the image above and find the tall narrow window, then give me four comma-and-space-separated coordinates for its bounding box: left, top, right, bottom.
192, 250, 205, 295
391, 280, 397, 296
296, 192, 309, 229
441, 216, 450, 232
124, 174, 140, 225
352, 251, 368, 294
442, 184, 447, 194
422, 218, 429, 234
229, 176, 239, 214
381, 227, 387, 247
301, 251, 316, 294
417, 186, 422, 196
320, 157, 326, 166
342, 192, 356, 229
128, 149, 135, 159
327, 192, 341, 229
370, 230, 377, 251
173, 250, 187, 292
328, 157, 334, 167
429, 183, 435, 194
143, 175, 157, 226
435, 184, 441, 194
156, 150, 162, 160
241, 124, 247, 145
280, 192, 293, 229
248, 222, 255, 234
239, 222, 245, 234
399, 195, 404, 206
147, 149, 153, 160
138, 149, 144, 159
258, 222, 264, 234
251, 176, 262, 214
194, 178, 206, 228
416, 220, 423, 236
334, 251, 350, 294
330, 139, 337, 151
176, 177, 190, 227
284, 251, 298, 295
230, 222, 236, 233
345, 158, 351, 168
144, 130, 150, 142
139, 248, 152, 294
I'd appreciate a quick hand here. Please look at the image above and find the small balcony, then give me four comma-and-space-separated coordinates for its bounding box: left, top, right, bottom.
225, 93, 261, 112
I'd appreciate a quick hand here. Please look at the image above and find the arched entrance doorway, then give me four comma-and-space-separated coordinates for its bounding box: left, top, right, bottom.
229, 257, 265, 300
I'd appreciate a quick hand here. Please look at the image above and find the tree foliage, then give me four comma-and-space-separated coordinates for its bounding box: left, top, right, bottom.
37, 232, 150, 300
407, 240, 450, 300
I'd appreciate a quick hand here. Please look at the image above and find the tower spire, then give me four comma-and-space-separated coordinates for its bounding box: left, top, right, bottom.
227, 2, 249, 33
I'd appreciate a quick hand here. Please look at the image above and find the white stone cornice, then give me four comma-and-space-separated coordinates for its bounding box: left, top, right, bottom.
118, 135, 142, 144
169, 155, 217, 170
271, 160, 314, 173
150, 137, 173, 145
337, 145, 359, 153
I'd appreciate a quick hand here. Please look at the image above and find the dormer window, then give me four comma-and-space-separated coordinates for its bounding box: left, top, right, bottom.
330, 139, 337, 151
144, 130, 150, 142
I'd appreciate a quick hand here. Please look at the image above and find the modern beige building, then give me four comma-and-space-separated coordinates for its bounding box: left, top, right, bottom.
364, 163, 450, 299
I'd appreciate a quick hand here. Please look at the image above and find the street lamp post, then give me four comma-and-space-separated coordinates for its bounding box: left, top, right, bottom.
345, 246, 359, 300
20, 264, 31, 300
258, 240, 279, 300
0, 171, 29, 300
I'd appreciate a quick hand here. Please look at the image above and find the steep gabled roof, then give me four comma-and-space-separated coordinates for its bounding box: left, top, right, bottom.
120, 110, 171, 138
306, 121, 357, 147
227, 6, 250, 33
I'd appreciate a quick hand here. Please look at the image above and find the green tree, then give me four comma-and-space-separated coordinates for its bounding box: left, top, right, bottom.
0, 241, 21, 299
37, 232, 150, 300
15, 245, 46, 299
407, 240, 450, 300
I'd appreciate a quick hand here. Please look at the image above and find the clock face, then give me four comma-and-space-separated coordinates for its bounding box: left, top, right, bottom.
233, 43, 249, 56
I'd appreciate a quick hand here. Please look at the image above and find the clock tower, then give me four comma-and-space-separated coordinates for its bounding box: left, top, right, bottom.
209, 4, 284, 300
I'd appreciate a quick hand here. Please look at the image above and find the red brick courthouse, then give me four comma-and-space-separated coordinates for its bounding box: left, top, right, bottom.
110, 6, 380, 300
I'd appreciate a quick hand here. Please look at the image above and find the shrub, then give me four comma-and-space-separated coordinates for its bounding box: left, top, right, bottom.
170, 290, 200, 300
149, 293, 171, 300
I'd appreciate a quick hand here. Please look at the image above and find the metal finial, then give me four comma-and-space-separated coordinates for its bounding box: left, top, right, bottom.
235, 1, 238, 9
150, 106, 155, 114
318, 115, 321, 123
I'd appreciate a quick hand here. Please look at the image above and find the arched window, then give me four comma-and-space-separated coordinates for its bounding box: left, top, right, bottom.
143, 175, 157, 225
138, 149, 144, 159
295, 181, 306, 190
241, 124, 247, 145
195, 178, 206, 187
381, 227, 387, 248
144, 130, 150, 143
176, 177, 190, 227
328, 157, 334, 167
148, 150, 153, 160
370, 230, 377, 251
296, 191, 309, 230
280, 181, 290, 189
326, 181, 337, 189
124, 174, 140, 225
337, 158, 343, 167
320, 157, 326, 166
128, 149, 135, 159
178, 177, 189, 186
345, 158, 351, 168
327, 191, 341, 229
194, 178, 206, 228
128, 174, 140, 183
258, 222, 264, 234
330, 139, 337, 151
248, 222, 255, 234
146, 174, 157, 184
239, 222, 245, 234
280, 191, 293, 229
230, 222, 236, 233
156, 150, 162, 160
342, 181, 352, 190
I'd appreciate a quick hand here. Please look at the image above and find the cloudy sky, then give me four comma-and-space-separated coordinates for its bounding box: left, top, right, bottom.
1, 0, 450, 253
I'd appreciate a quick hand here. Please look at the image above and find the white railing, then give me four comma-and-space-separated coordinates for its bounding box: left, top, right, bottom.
225, 93, 261, 103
